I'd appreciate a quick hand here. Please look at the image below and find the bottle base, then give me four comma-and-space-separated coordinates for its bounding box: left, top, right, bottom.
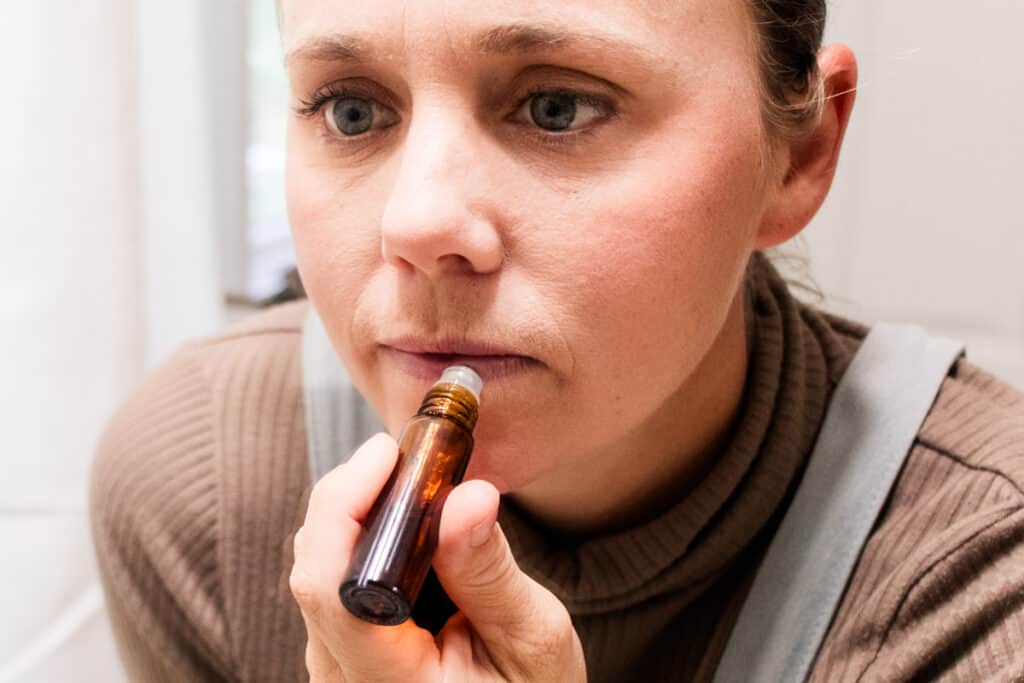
339, 579, 411, 626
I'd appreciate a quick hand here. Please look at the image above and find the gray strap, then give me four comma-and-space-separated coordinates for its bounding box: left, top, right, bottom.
713, 322, 964, 683
301, 306, 384, 483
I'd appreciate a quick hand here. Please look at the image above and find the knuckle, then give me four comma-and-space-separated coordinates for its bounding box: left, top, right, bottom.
292, 526, 306, 559
469, 540, 518, 592
308, 475, 331, 509
305, 640, 345, 683
304, 642, 320, 677
289, 568, 322, 618
466, 550, 523, 615
308, 460, 352, 510
520, 601, 576, 664
544, 602, 574, 641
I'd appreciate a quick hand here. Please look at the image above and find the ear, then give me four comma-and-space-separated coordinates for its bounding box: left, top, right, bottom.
756, 44, 858, 249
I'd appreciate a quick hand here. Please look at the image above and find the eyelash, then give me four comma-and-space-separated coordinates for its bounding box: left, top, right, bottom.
292, 83, 616, 146
510, 87, 614, 143
294, 83, 367, 120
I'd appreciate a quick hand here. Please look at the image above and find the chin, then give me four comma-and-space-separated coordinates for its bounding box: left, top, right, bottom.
461, 442, 529, 495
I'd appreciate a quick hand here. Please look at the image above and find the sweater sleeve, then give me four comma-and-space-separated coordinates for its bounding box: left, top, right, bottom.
844, 504, 1024, 682
812, 361, 1024, 682
89, 344, 236, 682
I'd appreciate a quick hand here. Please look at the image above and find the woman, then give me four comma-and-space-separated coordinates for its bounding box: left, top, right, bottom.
90, 0, 1024, 681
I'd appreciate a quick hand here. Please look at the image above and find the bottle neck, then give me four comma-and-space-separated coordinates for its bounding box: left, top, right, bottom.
417, 383, 479, 431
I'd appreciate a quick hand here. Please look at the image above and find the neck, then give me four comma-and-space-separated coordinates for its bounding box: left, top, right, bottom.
508, 283, 754, 536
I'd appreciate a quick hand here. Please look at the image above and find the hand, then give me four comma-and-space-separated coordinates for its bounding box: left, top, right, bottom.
290, 432, 587, 683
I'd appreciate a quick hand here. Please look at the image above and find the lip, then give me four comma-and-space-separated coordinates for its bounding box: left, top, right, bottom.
380, 335, 524, 357
380, 346, 538, 384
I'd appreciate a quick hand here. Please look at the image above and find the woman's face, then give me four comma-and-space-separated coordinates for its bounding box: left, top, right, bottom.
283, 0, 774, 493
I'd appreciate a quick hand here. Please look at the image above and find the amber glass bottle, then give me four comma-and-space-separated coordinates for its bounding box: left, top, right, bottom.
340, 365, 483, 626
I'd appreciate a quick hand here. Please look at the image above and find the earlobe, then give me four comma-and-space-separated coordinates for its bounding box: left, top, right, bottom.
756, 44, 859, 250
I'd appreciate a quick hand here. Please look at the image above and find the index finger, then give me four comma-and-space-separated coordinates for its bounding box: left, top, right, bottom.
289, 432, 439, 682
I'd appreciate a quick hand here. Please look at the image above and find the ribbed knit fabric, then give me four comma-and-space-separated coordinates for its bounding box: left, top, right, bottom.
90, 253, 1024, 682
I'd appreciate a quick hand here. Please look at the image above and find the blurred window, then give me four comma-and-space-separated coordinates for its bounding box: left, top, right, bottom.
246, 0, 295, 300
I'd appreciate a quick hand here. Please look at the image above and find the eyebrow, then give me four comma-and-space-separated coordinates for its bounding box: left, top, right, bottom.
474, 24, 652, 58
284, 22, 659, 69
284, 33, 371, 67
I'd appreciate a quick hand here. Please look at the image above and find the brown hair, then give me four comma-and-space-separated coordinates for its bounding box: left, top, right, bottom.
746, 0, 828, 141
743, 0, 829, 303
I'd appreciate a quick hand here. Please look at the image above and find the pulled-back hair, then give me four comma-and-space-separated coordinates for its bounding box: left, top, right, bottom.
746, 0, 828, 140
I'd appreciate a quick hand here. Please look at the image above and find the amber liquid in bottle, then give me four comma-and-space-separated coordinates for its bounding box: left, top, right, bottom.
340, 366, 482, 626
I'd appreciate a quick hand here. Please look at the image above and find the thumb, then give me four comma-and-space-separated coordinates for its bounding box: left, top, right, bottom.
433, 481, 577, 673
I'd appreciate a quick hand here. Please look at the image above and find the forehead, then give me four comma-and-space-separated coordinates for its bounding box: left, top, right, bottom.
279, 0, 752, 70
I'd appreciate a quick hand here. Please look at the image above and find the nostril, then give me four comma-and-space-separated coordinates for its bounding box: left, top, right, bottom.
437, 252, 474, 271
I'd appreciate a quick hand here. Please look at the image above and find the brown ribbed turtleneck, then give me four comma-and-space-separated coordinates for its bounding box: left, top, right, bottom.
497, 252, 863, 679
90, 253, 1024, 682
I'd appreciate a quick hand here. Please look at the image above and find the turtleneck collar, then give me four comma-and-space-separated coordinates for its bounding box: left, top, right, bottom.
498, 251, 861, 615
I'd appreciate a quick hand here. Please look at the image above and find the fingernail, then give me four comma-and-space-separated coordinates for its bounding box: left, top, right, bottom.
470, 520, 495, 548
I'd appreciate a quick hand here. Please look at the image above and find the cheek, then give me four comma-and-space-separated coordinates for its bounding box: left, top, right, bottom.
286, 139, 415, 432
547, 126, 764, 357
505, 124, 765, 474
470, 127, 766, 483
286, 142, 380, 317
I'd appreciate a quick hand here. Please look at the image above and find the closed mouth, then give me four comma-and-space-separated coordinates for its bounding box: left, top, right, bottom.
380, 347, 538, 382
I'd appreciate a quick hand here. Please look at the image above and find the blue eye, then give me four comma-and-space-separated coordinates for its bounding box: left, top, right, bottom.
517, 90, 608, 133
530, 92, 577, 131
330, 97, 374, 136
313, 94, 399, 138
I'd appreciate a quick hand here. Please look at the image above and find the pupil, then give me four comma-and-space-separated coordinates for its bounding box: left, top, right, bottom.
531, 92, 576, 131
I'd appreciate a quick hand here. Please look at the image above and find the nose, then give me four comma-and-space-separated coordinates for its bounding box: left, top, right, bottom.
379, 104, 504, 279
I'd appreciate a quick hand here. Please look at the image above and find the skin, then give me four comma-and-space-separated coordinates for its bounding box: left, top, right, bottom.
283, 0, 857, 679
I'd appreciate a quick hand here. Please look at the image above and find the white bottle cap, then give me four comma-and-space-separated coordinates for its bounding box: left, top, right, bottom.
437, 365, 483, 404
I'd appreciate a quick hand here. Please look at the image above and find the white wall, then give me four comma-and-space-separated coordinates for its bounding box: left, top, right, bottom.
794, 0, 1024, 388
0, 2, 139, 681
136, 0, 241, 367
0, 1, 229, 681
